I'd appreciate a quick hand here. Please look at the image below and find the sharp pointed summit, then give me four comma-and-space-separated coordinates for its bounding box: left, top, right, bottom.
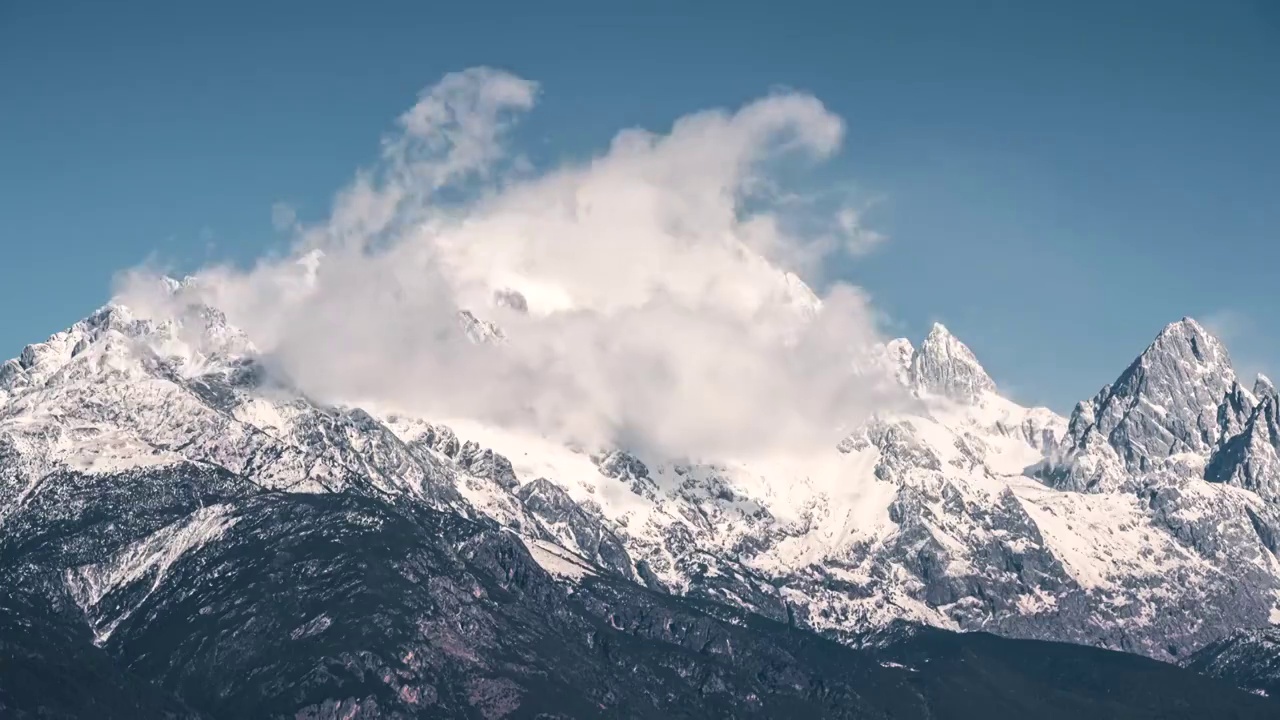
1150, 317, 1232, 366
908, 322, 996, 403
1048, 317, 1241, 484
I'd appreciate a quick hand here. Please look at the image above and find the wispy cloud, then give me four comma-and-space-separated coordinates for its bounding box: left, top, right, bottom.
1202, 309, 1271, 383
115, 67, 902, 459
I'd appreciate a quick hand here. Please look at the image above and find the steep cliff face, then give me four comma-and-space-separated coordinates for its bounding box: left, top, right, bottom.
908, 323, 997, 403
1207, 377, 1280, 503
1043, 318, 1248, 492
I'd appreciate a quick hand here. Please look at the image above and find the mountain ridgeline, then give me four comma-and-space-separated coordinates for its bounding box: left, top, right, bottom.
2, 292, 1280, 717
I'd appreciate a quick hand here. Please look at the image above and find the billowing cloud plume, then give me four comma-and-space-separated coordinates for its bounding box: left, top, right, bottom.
115, 67, 905, 459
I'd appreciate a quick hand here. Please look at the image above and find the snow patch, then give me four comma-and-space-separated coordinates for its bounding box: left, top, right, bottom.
65, 504, 239, 644
524, 538, 597, 582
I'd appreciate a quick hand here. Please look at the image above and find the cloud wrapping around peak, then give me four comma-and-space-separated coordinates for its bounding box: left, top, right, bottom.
115, 67, 904, 459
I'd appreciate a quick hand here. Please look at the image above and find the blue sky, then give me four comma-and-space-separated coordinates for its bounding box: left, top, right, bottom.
2, 0, 1277, 412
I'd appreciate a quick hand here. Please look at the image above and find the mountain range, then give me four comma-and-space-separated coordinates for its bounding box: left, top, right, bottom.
2, 281, 1279, 717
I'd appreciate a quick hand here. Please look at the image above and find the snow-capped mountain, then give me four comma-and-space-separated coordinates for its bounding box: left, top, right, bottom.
2, 285, 1279, 676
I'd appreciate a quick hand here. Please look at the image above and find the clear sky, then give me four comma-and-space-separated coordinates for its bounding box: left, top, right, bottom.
2, 0, 1277, 412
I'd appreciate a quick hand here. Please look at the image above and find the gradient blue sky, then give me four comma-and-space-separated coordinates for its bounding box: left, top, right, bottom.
2, 0, 1277, 411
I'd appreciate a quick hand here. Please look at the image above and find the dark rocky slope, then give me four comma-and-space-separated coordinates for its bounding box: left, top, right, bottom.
1184, 627, 1280, 700
1, 466, 1275, 719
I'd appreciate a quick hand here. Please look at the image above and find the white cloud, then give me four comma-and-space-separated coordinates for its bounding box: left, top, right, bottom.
835, 206, 887, 256
1202, 309, 1248, 342
115, 67, 903, 459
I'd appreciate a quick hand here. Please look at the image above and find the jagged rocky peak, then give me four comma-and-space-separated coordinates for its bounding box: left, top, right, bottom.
457, 440, 520, 489
1050, 317, 1242, 481
1256, 374, 1277, 404
594, 449, 651, 482
1208, 380, 1280, 501
908, 322, 996, 403
1139, 317, 1236, 389
457, 309, 505, 344
1219, 381, 1259, 445
2, 304, 181, 397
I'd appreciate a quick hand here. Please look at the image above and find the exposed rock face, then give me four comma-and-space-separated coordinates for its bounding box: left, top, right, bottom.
1045, 318, 1243, 491
516, 477, 636, 580
908, 323, 997, 402
458, 441, 520, 490
1257, 375, 1278, 403
1208, 387, 1280, 502
594, 450, 652, 483
457, 309, 505, 344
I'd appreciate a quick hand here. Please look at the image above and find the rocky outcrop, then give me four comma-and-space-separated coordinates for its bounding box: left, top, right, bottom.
516, 477, 636, 580
1207, 390, 1280, 501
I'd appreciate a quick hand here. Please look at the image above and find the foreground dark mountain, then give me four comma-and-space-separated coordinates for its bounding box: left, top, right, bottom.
0, 575, 199, 718
0, 463, 1276, 719
1184, 627, 1280, 700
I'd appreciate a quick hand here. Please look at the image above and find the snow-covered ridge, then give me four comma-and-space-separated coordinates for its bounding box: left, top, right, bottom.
3, 287, 1280, 662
